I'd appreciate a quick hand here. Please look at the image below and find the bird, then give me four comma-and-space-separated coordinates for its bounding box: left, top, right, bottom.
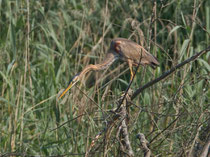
58, 38, 159, 99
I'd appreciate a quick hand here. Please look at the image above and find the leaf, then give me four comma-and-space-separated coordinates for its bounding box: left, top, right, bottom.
117, 78, 129, 86
197, 58, 210, 71
181, 11, 187, 27
169, 25, 182, 37
143, 92, 150, 105
0, 71, 12, 88
6, 59, 15, 75
10, 21, 16, 59
179, 39, 190, 61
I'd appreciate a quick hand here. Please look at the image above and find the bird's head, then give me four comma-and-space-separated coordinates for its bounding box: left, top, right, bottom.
58, 73, 80, 99
110, 40, 122, 54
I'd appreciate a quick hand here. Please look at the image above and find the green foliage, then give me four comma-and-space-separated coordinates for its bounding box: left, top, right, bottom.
0, 0, 209, 156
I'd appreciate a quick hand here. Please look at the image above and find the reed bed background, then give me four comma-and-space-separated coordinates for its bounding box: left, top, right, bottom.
0, 0, 209, 156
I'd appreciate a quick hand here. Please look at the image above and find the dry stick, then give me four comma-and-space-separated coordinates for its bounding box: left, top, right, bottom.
137, 133, 151, 157
20, 0, 30, 148
120, 115, 134, 157
131, 46, 210, 100
118, 95, 134, 156
87, 93, 134, 156
200, 140, 210, 157
86, 110, 120, 156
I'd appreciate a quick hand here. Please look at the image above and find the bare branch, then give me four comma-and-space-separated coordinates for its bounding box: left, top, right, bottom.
118, 93, 134, 156
137, 133, 151, 157
200, 140, 210, 157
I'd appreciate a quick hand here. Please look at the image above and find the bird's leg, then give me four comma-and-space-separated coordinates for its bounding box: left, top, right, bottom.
128, 61, 134, 81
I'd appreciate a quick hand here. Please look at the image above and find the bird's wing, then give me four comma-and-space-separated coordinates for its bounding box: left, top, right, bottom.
114, 38, 159, 67
118, 40, 147, 62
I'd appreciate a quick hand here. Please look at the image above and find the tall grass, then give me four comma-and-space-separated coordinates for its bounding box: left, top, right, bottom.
0, 0, 209, 156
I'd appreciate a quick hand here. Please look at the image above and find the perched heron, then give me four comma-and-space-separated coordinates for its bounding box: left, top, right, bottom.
58, 38, 159, 99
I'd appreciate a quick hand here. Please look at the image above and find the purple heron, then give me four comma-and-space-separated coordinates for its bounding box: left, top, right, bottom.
58, 38, 159, 99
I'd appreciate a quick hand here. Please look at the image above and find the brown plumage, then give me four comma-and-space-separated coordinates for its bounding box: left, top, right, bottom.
58, 38, 159, 99
110, 38, 159, 78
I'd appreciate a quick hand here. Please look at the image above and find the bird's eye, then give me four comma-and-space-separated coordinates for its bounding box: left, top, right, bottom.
114, 41, 121, 53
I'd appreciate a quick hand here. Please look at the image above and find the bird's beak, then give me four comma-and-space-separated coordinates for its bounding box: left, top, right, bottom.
58, 82, 74, 99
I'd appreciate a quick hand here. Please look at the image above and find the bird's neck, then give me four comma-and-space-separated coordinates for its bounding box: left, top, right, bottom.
79, 52, 117, 78
99, 52, 118, 69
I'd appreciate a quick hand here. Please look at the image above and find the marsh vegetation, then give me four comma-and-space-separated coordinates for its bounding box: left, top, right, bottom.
0, 0, 209, 156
